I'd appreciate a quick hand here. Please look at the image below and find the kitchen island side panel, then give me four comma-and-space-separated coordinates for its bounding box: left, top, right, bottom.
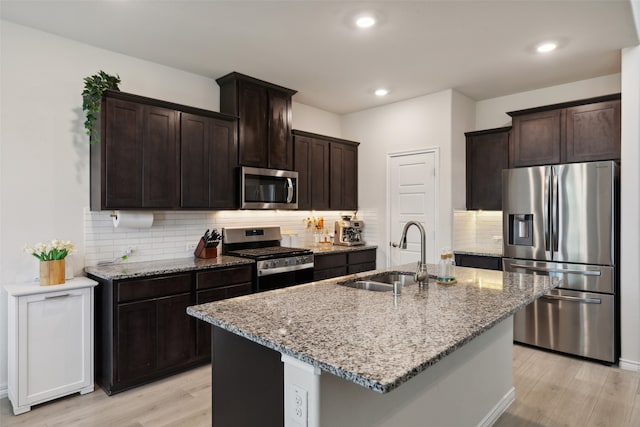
212, 326, 284, 427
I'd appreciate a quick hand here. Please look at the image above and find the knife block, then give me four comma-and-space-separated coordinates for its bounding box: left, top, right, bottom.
194, 238, 218, 259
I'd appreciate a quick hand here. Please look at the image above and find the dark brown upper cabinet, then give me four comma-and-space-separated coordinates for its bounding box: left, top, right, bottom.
217, 72, 297, 170
180, 113, 238, 209
90, 90, 238, 211
292, 130, 358, 211
465, 127, 510, 210
507, 94, 620, 168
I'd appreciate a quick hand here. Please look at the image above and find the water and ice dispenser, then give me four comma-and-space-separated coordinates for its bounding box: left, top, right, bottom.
508, 214, 533, 246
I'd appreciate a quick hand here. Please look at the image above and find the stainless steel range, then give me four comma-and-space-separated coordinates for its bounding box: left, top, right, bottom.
222, 226, 314, 292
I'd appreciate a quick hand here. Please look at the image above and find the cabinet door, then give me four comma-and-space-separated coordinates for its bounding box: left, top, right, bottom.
116, 300, 157, 383
311, 139, 330, 210
104, 98, 144, 208
181, 113, 211, 208
142, 106, 179, 208
238, 80, 268, 167
330, 142, 358, 210
16, 289, 92, 407
181, 114, 238, 208
156, 293, 195, 370
196, 283, 252, 359
294, 135, 312, 210
466, 130, 509, 210
209, 118, 238, 208
565, 100, 621, 163
511, 110, 561, 167
268, 89, 293, 170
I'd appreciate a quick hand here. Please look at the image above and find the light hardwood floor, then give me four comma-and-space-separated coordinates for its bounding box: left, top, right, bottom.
1, 345, 639, 426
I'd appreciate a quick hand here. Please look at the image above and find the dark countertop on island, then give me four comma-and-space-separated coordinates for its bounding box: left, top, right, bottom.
84, 255, 254, 280
187, 263, 558, 394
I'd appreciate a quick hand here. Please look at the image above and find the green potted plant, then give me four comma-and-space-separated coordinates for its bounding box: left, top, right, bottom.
82, 70, 121, 144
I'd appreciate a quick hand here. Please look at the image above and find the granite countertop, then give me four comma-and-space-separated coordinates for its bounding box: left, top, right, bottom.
188, 263, 558, 394
454, 248, 503, 257
310, 244, 377, 254
84, 255, 254, 280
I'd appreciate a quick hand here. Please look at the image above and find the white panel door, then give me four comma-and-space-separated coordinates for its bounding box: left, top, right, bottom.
388, 151, 437, 267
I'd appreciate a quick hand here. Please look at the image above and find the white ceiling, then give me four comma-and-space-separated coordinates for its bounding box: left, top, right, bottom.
1, 0, 638, 114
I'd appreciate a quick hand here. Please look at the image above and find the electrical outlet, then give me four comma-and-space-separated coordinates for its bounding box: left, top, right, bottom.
291, 384, 308, 426
186, 243, 197, 251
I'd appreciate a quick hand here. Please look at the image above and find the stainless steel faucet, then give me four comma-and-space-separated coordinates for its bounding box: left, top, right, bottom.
398, 221, 429, 284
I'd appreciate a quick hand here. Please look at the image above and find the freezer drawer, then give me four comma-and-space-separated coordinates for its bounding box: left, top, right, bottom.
513, 288, 616, 363
503, 258, 614, 294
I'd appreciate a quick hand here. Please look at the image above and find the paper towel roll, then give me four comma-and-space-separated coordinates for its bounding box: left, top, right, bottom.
112, 211, 154, 229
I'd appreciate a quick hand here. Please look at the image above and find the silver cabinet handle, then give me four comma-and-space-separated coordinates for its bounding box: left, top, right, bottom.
509, 264, 601, 276
542, 294, 601, 304
44, 293, 71, 299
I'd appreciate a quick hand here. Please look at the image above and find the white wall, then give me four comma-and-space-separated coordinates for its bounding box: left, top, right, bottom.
341, 90, 463, 267
292, 102, 342, 138
451, 90, 476, 209
0, 21, 340, 397
620, 45, 640, 370
475, 74, 621, 130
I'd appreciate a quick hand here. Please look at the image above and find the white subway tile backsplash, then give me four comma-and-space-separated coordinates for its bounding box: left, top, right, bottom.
83, 208, 370, 266
453, 210, 503, 254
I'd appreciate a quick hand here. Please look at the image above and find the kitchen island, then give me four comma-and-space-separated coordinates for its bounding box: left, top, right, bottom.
187, 264, 558, 427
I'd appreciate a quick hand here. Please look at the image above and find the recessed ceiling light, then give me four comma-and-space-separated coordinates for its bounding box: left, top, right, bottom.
356, 15, 376, 29
374, 88, 389, 97
536, 42, 557, 53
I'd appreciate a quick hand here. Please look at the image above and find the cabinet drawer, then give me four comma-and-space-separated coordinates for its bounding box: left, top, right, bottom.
314, 253, 347, 270
117, 274, 192, 303
196, 266, 253, 290
348, 262, 376, 275
348, 249, 376, 265
454, 254, 502, 271
313, 266, 348, 281
197, 283, 252, 304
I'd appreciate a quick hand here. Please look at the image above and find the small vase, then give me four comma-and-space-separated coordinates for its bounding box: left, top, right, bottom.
39, 259, 65, 286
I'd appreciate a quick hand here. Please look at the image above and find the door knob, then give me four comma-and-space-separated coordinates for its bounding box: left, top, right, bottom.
390, 242, 399, 248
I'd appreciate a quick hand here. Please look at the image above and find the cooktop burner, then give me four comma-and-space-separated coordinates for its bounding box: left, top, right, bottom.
227, 246, 312, 260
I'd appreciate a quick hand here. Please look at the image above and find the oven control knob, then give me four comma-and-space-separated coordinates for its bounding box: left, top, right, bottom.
264, 261, 272, 269
283, 259, 289, 266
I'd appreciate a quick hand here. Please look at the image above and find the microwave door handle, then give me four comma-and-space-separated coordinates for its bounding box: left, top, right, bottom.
286, 178, 294, 203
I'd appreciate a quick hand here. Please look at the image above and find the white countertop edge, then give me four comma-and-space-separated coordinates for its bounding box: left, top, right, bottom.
4, 276, 98, 296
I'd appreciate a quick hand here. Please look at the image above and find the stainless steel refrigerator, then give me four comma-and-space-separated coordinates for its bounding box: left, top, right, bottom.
502, 160, 619, 363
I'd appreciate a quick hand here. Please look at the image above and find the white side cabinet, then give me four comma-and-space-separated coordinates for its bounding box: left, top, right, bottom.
6, 277, 98, 415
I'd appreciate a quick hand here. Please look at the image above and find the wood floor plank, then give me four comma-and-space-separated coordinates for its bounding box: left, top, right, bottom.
2, 346, 640, 427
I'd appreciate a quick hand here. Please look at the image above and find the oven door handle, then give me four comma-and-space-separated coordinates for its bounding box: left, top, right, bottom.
509, 264, 601, 276
541, 294, 601, 304
258, 262, 314, 276
286, 178, 294, 203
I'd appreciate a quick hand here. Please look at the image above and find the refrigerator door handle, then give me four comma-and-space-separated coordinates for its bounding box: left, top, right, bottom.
544, 171, 551, 254
541, 294, 601, 304
552, 170, 559, 255
508, 263, 602, 276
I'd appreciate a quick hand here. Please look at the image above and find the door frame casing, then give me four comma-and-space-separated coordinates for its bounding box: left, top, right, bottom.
386, 147, 440, 268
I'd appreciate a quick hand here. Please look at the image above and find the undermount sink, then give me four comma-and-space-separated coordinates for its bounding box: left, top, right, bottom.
338, 271, 420, 292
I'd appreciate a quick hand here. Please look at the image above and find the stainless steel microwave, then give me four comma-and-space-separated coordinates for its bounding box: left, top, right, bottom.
240, 166, 298, 209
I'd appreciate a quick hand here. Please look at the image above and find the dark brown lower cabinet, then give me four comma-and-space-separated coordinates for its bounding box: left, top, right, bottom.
90, 263, 253, 395
314, 249, 377, 281
454, 253, 502, 271
195, 266, 253, 359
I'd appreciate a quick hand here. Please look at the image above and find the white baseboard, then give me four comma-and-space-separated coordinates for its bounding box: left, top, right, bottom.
0, 383, 8, 399
619, 358, 640, 372
477, 387, 515, 427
